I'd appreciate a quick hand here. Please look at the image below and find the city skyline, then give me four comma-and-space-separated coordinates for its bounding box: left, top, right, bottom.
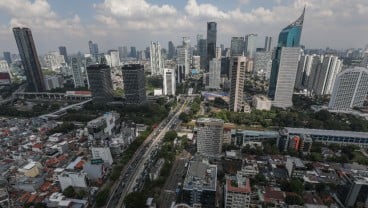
0, 0, 367, 54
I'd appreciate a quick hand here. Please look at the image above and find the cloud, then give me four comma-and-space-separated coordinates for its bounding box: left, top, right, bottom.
1, 0, 368, 53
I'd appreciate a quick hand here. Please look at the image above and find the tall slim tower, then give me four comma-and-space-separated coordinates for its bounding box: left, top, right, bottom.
3, 52, 11, 64
229, 56, 247, 112
264, 36, 272, 52
58, 46, 68, 63
268, 8, 305, 108
230, 37, 245, 57
71, 57, 84, 88
244, 34, 257, 58
168, 41, 175, 60
206, 22, 217, 71
13, 27, 45, 92
163, 68, 176, 96
150, 41, 163, 75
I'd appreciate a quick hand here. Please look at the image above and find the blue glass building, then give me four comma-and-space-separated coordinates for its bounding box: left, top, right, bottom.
268, 8, 305, 99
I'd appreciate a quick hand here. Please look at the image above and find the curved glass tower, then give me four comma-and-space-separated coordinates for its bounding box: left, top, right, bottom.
268, 7, 305, 107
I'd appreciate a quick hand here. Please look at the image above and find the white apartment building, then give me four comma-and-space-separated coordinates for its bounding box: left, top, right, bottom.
163, 68, 176, 96
229, 56, 246, 112
196, 118, 224, 157
91, 147, 114, 166
58, 171, 88, 191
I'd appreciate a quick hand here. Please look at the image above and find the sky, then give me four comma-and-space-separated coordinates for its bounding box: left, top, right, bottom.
0, 0, 367, 54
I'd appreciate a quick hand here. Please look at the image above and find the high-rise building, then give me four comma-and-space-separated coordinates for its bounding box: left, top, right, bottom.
224, 172, 251, 208
88, 40, 99, 61
163, 68, 176, 96
109, 50, 120, 67
130, 47, 137, 58
207, 22, 217, 70
264, 36, 272, 52
13, 27, 45, 92
118, 46, 128, 60
337, 173, 368, 207
230, 37, 245, 57
206, 58, 221, 89
58, 46, 68, 63
244, 34, 257, 58
71, 57, 85, 88
328, 67, 368, 111
122, 64, 146, 104
86, 64, 114, 102
183, 161, 217, 208
196, 118, 224, 158
313, 55, 342, 95
198, 39, 207, 70
254, 51, 272, 79
176, 43, 190, 83
168, 41, 175, 60
268, 8, 305, 108
229, 56, 247, 112
43, 51, 65, 71
150, 41, 163, 75
192, 55, 200, 70
3, 52, 11, 64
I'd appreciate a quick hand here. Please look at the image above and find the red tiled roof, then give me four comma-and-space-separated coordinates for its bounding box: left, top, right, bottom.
39, 181, 52, 192
18, 192, 31, 203
264, 187, 286, 203
27, 194, 37, 203
75, 160, 85, 169
32, 143, 43, 149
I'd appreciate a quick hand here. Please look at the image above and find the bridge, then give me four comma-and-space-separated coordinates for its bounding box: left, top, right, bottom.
15, 92, 92, 102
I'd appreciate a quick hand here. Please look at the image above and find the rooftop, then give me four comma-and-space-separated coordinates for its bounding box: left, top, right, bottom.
285, 127, 368, 139
183, 161, 217, 191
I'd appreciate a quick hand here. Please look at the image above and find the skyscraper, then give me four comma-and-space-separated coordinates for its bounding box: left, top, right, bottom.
230, 37, 245, 57
130, 47, 137, 58
268, 8, 305, 108
150, 41, 163, 75
71, 57, 84, 88
58, 46, 68, 63
86, 64, 114, 102
264, 36, 272, 52
3, 52, 11, 64
198, 39, 207, 70
313, 55, 342, 95
229, 56, 247, 112
122, 64, 146, 104
328, 67, 368, 111
168, 41, 175, 60
244, 34, 257, 58
163, 68, 176, 96
88, 40, 99, 61
206, 58, 221, 89
207, 22, 217, 70
196, 118, 224, 158
118, 46, 128, 60
13, 27, 45, 92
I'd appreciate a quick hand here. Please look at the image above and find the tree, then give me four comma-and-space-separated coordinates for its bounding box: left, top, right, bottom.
95, 188, 110, 207
63, 186, 76, 198
164, 131, 177, 142
285, 194, 304, 205
124, 192, 147, 208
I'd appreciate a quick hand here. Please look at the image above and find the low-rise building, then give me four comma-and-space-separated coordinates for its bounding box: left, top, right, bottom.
252, 95, 271, 111
58, 171, 88, 191
224, 172, 251, 208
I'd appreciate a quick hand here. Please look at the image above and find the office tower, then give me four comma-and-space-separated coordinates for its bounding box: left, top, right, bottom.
108, 50, 120, 67
176, 44, 189, 83
229, 56, 247, 112
3, 52, 11, 64
150, 41, 163, 76
230, 37, 245, 57
192, 55, 200, 69
306, 56, 322, 92
264, 36, 272, 52
118, 46, 128, 59
13, 27, 45, 92
196, 118, 224, 157
337, 173, 368, 207
71, 57, 84, 88
328, 67, 368, 111
130, 47, 137, 58
88, 40, 99, 61
44, 75, 63, 91
163, 68, 176, 96
313, 55, 342, 95
295, 54, 319, 90
254, 51, 272, 79
244, 34, 257, 58
183, 161, 217, 208
58, 46, 68, 63
0, 60, 10, 73
216, 47, 221, 59
225, 172, 251, 208
206, 58, 221, 89
43, 51, 66, 71
168, 41, 175, 60
196, 34, 203, 48
221, 57, 230, 78
86, 64, 113, 102
122, 64, 146, 104
207, 22, 217, 70
198, 39, 207, 70
268, 8, 305, 108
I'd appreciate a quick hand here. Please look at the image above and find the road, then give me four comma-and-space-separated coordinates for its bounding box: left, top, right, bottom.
106, 96, 191, 208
